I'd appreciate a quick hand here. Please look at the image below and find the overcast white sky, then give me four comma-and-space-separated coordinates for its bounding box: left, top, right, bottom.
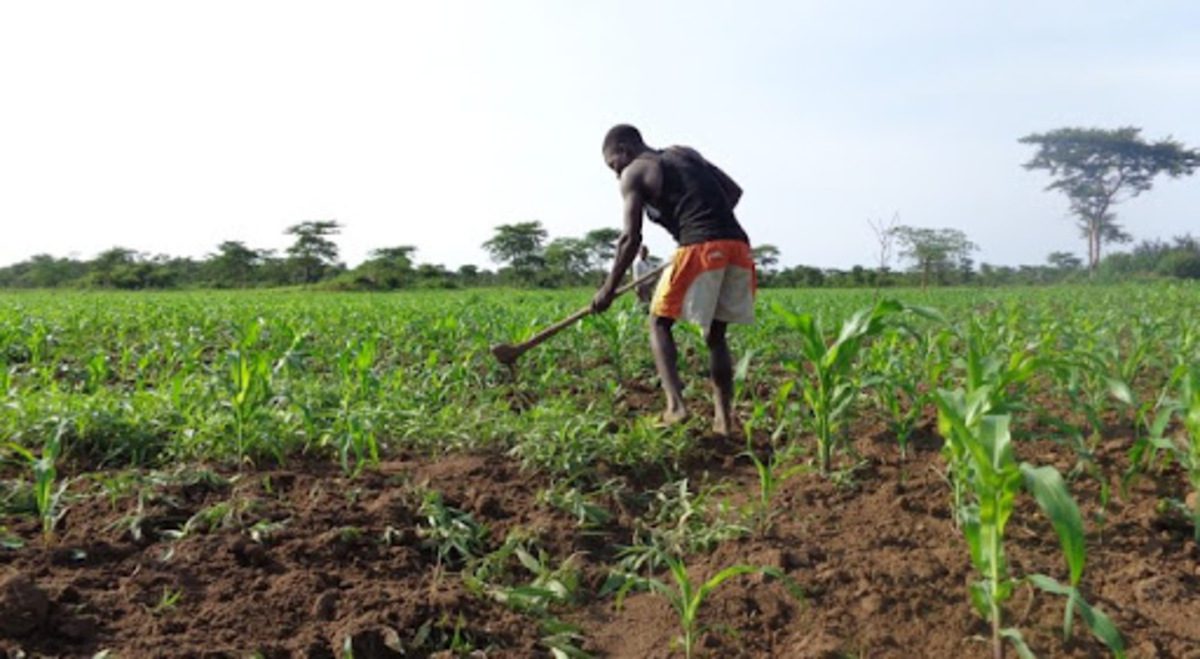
2, 1, 1198, 270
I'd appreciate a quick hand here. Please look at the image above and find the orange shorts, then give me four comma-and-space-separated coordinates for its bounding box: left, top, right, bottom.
650, 239, 757, 327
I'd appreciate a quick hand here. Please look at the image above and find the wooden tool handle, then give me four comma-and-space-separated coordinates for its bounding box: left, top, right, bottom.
514, 263, 667, 355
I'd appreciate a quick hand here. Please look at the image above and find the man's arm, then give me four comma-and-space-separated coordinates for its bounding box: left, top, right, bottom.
591, 166, 645, 313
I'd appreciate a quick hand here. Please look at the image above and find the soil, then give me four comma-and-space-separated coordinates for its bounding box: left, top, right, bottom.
2, 417, 1198, 658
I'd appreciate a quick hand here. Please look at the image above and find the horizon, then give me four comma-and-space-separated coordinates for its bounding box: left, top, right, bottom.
2, 1, 1198, 272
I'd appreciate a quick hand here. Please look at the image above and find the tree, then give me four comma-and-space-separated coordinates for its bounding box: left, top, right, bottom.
285, 220, 343, 283
21, 254, 85, 288
356, 246, 417, 289
751, 244, 781, 273
456, 264, 482, 286
582, 228, 622, 272
87, 247, 140, 288
1020, 127, 1200, 274
893, 226, 978, 288
544, 237, 591, 284
1046, 251, 1083, 271
207, 241, 263, 287
415, 263, 456, 288
482, 221, 547, 284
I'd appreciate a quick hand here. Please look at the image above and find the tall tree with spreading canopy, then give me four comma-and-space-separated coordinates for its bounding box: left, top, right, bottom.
751, 244, 781, 274
1019, 127, 1200, 274
893, 226, 978, 288
1046, 251, 1083, 271
482, 221, 547, 283
285, 220, 343, 283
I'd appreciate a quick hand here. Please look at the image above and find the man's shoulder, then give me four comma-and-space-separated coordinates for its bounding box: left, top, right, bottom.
664, 145, 703, 160
622, 154, 662, 191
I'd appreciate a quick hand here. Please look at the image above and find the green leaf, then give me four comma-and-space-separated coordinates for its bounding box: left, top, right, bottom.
1000, 627, 1036, 659
1021, 463, 1085, 585
1029, 574, 1125, 658
734, 351, 754, 383
0, 530, 24, 550
1106, 378, 1135, 406
4, 442, 35, 463
1075, 594, 1126, 658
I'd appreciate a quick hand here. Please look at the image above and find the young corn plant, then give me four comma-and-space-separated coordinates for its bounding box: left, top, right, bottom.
226, 319, 273, 464
936, 401, 1124, 659
937, 326, 1040, 528
867, 333, 930, 460
335, 336, 381, 476
776, 299, 930, 475
1143, 364, 1200, 541
612, 552, 798, 659
739, 381, 806, 535
5, 419, 69, 542
744, 450, 806, 535
1120, 361, 1187, 494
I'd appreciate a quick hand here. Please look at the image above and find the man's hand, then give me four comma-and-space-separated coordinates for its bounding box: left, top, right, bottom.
591, 286, 616, 314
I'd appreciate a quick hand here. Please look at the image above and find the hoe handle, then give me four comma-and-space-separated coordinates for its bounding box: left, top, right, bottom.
509, 263, 667, 359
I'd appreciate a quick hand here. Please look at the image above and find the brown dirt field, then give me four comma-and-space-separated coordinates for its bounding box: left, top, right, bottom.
2, 420, 1198, 658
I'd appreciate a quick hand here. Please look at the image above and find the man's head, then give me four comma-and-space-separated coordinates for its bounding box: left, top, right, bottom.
602, 124, 648, 176
639, 245, 649, 260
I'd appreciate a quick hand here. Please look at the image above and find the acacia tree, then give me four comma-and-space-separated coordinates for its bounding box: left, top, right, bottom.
893, 226, 978, 288
751, 244, 781, 273
482, 221, 547, 284
285, 220, 342, 283
1046, 251, 1083, 271
1020, 127, 1200, 274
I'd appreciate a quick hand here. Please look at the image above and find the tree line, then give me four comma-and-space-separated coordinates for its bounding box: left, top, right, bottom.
2, 125, 1197, 290
2, 217, 1196, 291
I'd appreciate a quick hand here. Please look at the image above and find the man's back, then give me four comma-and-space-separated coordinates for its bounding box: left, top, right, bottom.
645, 147, 748, 247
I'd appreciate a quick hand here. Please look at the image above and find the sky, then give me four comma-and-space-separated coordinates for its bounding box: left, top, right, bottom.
1, 1, 1198, 271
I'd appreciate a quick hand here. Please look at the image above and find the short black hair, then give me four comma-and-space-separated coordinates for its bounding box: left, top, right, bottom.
602, 124, 644, 154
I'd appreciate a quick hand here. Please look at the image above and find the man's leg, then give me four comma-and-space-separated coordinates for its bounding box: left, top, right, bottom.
649, 315, 689, 423
706, 319, 734, 437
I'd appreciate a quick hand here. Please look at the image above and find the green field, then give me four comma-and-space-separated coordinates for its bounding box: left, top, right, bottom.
2, 284, 1199, 657
2, 285, 1194, 469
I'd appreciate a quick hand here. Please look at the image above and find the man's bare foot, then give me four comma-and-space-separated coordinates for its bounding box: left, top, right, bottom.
712, 410, 735, 438
659, 407, 691, 427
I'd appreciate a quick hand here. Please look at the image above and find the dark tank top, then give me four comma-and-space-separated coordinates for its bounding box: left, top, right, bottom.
644, 147, 749, 246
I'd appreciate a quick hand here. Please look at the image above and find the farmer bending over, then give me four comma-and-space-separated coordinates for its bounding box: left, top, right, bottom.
590, 124, 756, 437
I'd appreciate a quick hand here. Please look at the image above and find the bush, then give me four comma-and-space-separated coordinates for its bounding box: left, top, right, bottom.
1156, 251, 1200, 280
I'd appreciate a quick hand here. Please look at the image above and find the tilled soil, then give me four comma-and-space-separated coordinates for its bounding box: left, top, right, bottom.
1, 423, 1198, 658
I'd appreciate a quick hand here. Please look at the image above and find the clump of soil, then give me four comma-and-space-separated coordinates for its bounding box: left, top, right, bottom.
0, 571, 49, 637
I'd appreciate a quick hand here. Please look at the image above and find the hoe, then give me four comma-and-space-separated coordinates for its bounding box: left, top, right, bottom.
490, 264, 667, 367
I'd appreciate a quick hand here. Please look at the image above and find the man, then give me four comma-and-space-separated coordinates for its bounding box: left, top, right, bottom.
632, 245, 659, 310
591, 124, 755, 437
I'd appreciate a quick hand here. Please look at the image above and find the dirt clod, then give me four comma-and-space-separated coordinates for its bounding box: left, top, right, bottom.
0, 572, 49, 637
55, 616, 97, 642
340, 627, 403, 658
312, 591, 338, 621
